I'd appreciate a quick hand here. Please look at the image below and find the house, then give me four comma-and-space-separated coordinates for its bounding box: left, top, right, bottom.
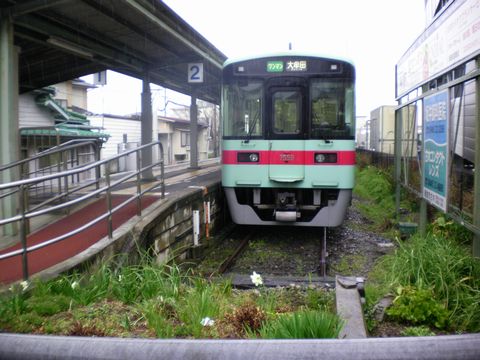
18, 80, 109, 179
89, 112, 210, 171
19, 78, 216, 176
157, 115, 209, 165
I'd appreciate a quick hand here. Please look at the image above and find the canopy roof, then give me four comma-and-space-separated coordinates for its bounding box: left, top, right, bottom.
2, 0, 227, 104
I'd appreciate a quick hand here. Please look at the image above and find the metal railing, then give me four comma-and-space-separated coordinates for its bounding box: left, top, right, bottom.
0, 141, 165, 281
0, 139, 102, 211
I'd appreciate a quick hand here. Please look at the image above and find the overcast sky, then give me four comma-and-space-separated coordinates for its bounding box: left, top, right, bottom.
85, 0, 426, 118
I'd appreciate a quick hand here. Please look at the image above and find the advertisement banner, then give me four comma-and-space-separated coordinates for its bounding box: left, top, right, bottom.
423, 90, 449, 212
396, 0, 480, 97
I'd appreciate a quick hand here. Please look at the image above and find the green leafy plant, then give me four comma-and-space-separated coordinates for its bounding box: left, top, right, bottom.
386, 286, 449, 329
380, 233, 480, 331
401, 326, 435, 337
252, 310, 343, 339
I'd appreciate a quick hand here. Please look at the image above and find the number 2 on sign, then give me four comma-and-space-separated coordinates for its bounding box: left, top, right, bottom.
188, 63, 204, 83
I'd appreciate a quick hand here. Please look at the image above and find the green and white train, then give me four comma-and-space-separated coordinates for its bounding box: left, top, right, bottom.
221, 53, 356, 226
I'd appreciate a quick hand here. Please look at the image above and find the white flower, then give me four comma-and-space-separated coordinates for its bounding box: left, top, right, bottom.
250, 271, 263, 287
200, 317, 215, 327
71, 281, 80, 290
20, 280, 30, 292
118, 275, 123, 282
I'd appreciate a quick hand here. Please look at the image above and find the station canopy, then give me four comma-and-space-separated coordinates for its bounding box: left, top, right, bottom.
1, 0, 227, 104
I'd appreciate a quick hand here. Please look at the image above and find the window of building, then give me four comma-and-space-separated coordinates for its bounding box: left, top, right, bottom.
181, 132, 190, 147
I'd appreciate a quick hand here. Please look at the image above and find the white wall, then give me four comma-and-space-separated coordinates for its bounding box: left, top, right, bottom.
18, 93, 55, 128
89, 115, 141, 159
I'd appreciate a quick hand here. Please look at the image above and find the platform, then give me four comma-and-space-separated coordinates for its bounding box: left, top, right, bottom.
0, 162, 220, 286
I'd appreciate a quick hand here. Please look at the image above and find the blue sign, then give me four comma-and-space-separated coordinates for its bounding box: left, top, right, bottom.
423, 90, 449, 211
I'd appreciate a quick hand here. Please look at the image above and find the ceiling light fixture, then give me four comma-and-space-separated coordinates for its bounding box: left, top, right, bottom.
46, 37, 93, 59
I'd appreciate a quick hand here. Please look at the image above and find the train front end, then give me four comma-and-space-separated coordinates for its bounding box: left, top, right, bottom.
221, 53, 356, 227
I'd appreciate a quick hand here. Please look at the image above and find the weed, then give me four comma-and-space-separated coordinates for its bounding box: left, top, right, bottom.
379, 233, 480, 332
401, 326, 435, 337
387, 286, 449, 329
69, 321, 106, 337
252, 310, 343, 339
225, 303, 266, 336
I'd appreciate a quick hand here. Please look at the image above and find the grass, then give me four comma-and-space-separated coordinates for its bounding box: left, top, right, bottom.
0, 257, 337, 338
355, 165, 480, 334
250, 310, 343, 339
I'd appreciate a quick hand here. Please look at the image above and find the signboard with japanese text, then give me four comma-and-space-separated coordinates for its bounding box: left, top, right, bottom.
267, 61, 284, 72
286, 60, 307, 72
396, 0, 480, 97
423, 90, 449, 212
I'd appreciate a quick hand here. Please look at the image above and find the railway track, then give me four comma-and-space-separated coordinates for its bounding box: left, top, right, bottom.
202, 225, 335, 288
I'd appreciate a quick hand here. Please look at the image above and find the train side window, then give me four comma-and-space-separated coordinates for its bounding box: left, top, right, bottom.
273, 91, 302, 134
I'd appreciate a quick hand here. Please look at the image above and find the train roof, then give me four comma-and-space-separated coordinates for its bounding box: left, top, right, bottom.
223, 51, 355, 68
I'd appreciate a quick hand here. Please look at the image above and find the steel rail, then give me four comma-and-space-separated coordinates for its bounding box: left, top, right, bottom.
0, 333, 479, 360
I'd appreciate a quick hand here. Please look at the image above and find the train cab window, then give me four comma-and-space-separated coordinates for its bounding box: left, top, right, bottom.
310, 79, 355, 139
222, 81, 263, 138
273, 91, 302, 134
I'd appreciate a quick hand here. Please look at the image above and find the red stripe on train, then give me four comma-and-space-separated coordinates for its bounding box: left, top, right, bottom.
222, 150, 356, 165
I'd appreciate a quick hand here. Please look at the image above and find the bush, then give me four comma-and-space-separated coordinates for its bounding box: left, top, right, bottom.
386, 286, 449, 329
381, 233, 480, 332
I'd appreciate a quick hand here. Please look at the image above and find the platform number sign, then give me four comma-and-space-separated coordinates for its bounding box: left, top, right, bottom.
188, 63, 204, 83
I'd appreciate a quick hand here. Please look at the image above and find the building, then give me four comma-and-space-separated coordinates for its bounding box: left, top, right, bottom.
89, 112, 210, 171
18, 80, 108, 180
396, 0, 479, 167
396, 0, 479, 215
369, 106, 396, 154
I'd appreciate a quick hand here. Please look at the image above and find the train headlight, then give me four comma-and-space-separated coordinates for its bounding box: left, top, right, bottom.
237, 152, 260, 163
315, 154, 326, 163
314, 152, 337, 163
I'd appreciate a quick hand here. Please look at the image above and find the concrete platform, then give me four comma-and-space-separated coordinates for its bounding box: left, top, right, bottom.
335, 276, 367, 339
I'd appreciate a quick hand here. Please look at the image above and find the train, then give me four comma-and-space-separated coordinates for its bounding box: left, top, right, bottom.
221, 52, 356, 227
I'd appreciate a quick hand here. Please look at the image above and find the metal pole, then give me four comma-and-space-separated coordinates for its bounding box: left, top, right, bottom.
394, 107, 402, 219
95, 142, 101, 193
473, 64, 480, 257
159, 142, 165, 199
417, 102, 427, 236
320, 227, 327, 278
141, 70, 154, 180
105, 164, 113, 239
135, 149, 142, 216
0, 16, 19, 236
190, 91, 199, 169
19, 184, 29, 280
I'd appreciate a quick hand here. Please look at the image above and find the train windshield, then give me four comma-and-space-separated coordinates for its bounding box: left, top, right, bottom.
273, 90, 302, 135
222, 80, 263, 137
310, 79, 355, 139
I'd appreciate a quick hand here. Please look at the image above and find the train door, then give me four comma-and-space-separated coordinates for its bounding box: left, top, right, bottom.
267, 83, 307, 183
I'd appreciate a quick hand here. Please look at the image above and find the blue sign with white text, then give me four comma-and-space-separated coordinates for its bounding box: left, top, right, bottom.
423, 90, 449, 212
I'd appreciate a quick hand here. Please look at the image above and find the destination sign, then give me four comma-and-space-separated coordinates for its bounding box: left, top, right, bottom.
226, 57, 350, 78
266, 60, 308, 73
286, 60, 307, 72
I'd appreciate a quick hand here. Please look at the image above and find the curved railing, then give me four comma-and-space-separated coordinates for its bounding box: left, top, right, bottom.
0, 141, 164, 281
